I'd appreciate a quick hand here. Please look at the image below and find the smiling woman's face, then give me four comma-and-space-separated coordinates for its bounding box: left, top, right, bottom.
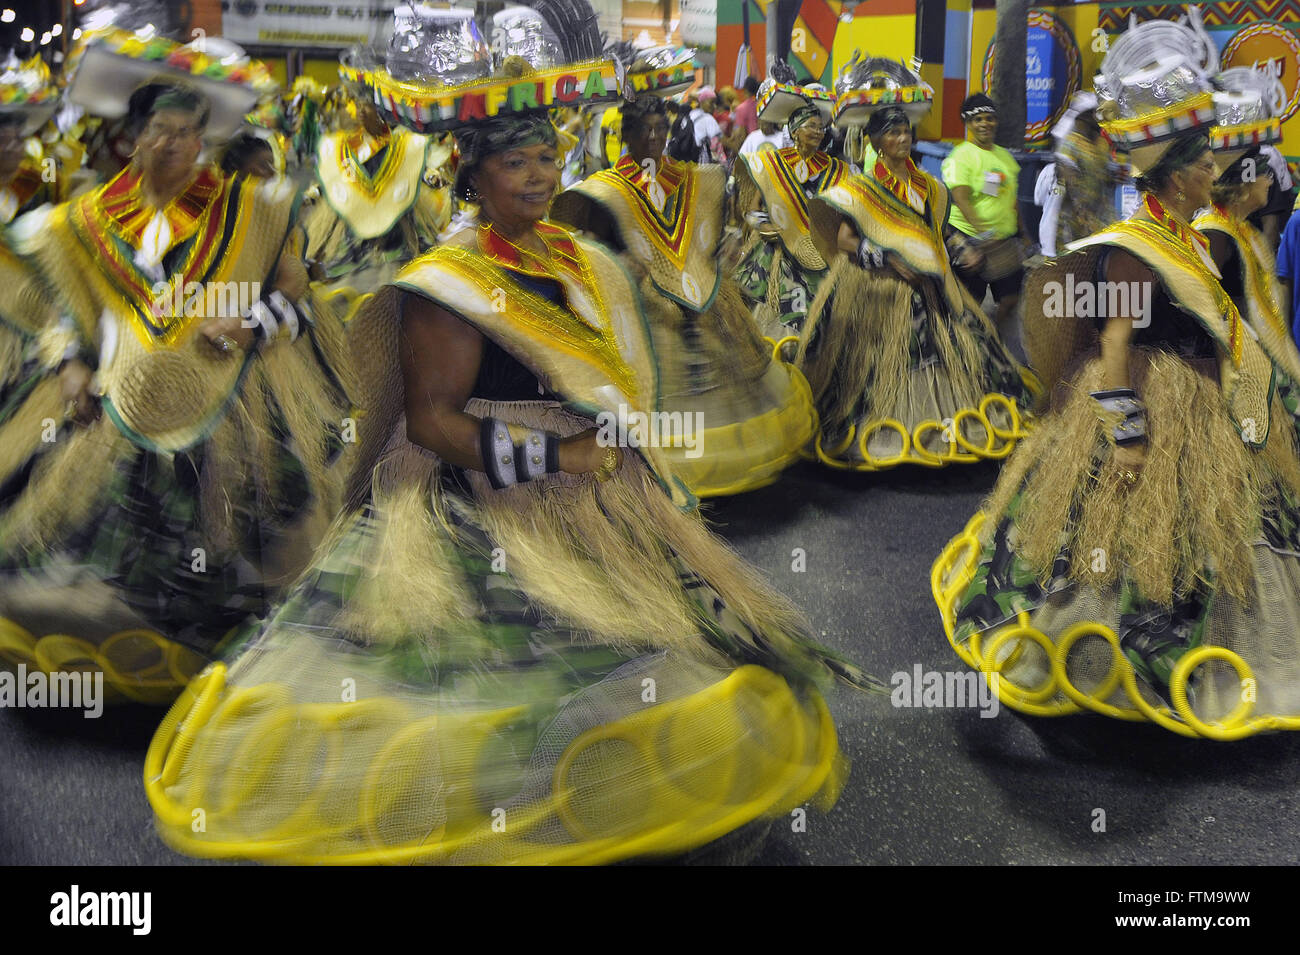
792, 117, 826, 154
473, 141, 560, 225
967, 111, 997, 146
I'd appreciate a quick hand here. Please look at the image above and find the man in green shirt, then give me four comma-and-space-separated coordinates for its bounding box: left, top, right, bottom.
942, 93, 1029, 342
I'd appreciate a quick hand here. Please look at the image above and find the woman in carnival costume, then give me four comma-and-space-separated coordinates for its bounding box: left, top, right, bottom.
1193, 67, 1300, 385
302, 43, 452, 319
933, 31, 1300, 740
550, 49, 817, 498
0, 54, 61, 419
145, 8, 875, 865
733, 61, 850, 339
0, 28, 354, 704
795, 56, 1035, 471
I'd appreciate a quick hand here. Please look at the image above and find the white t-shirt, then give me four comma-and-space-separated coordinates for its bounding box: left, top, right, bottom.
690, 108, 723, 163
739, 128, 790, 155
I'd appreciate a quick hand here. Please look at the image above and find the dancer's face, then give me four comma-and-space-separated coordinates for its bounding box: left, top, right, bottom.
474, 141, 561, 225
1175, 149, 1217, 211
1245, 166, 1275, 212
793, 118, 825, 155
875, 123, 913, 163
624, 113, 669, 167
136, 107, 204, 184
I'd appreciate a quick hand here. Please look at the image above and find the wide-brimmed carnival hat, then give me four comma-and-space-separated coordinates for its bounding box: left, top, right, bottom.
64, 25, 276, 141
755, 60, 834, 128
0, 52, 58, 136
830, 52, 933, 131
341, 0, 620, 135
1208, 65, 1284, 177
616, 44, 696, 98
1094, 10, 1217, 177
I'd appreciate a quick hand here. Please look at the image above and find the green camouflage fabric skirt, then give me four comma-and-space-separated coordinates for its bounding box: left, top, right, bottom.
0, 378, 337, 703
734, 238, 826, 336
145, 399, 871, 864
934, 353, 1300, 739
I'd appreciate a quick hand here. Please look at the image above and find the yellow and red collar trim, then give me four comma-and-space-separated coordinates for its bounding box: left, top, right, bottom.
70, 165, 245, 346
844, 172, 940, 242
406, 237, 636, 402
338, 129, 401, 195
873, 156, 928, 215
760, 149, 848, 228
1143, 193, 1210, 256
93, 165, 226, 251
601, 154, 695, 267
477, 219, 590, 290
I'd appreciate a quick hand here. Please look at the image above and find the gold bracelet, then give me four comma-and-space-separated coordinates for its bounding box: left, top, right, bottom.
594, 446, 619, 482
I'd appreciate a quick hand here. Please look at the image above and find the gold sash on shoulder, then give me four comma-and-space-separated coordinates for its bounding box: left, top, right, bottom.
37, 175, 300, 451
736, 148, 848, 271
1194, 208, 1300, 385
812, 172, 977, 321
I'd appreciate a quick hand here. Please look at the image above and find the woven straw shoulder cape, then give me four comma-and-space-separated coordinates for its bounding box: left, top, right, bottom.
346, 221, 693, 509
0, 170, 353, 559
1025, 221, 1275, 445
734, 148, 844, 272
29, 170, 351, 454
551, 157, 727, 313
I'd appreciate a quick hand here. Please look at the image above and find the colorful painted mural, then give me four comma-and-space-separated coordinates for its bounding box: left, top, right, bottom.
715, 0, 916, 89
965, 2, 1300, 159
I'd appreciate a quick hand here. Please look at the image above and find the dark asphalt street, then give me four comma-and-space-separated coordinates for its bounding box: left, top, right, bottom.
3, 458, 1299, 866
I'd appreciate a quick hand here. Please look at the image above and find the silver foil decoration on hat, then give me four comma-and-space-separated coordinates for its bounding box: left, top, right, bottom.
631, 46, 691, 74
834, 52, 921, 96
383, 3, 492, 85
490, 7, 563, 70
1102, 6, 1217, 96
757, 59, 795, 103
1212, 91, 1266, 128
1115, 60, 1206, 117
79, 1, 176, 38
529, 0, 603, 62
1093, 74, 1113, 104
0, 51, 45, 99
1215, 65, 1286, 119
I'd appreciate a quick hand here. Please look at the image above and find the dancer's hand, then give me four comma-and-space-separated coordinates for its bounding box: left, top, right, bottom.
558, 429, 623, 476
1111, 442, 1146, 487
59, 358, 99, 425
889, 254, 921, 285
956, 245, 983, 271
199, 315, 256, 356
